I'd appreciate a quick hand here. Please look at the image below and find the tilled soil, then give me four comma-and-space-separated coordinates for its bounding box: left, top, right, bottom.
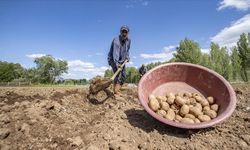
0, 84, 249, 150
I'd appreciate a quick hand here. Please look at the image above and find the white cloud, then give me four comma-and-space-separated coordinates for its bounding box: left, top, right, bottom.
201, 48, 210, 54
127, 61, 134, 66
163, 45, 177, 53
140, 51, 175, 64
218, 0, 250, 11
62, 72, 76, 78
64, 60, 108, 79
142, 1, 149, 6
87, 53, 103, 57
125, 4, 134, 8
140, 53, 170, 59
144, 59, 164, 65
95, 52, 104, 56
210, 14, 250, 48
26, 54, 46, 59
67, 60, 95, 71
140, 45, 176, 61
125, 0, 149, 8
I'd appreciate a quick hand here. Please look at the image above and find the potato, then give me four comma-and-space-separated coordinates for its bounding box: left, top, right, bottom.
194, 118, 201, 123
180, 104, 189, 116
198, 114, 211, 122
170, 104, 180, 113
167, 93, 175, 99
207, 96, 214, 104
149, 94, 156, 100
148, 96, 160, 111
194, 95, 203, 102
192, 93, 199, 97
166, 97, 175, 105
184, 92, 192, 98
149, 92, 219, 124
165, 109, 175, 120
189, 98, 196, 104
180, 118, 194, 124
160, 102, 170, 111
175, 96, 186, 106
175, 114, 183, 122
211, 104, 219, 112
200, 99, 209, 107
156, 96, 167, 103
185, 98, 191, 105
189, 106, 202, 117
193, 103, 202, 111
184, 114, 196, 120
156, 109, 167, 117
197, 103, 203, 110
175, 93, 184, 97
203, 106, 210, 112
204, 110, 217, 119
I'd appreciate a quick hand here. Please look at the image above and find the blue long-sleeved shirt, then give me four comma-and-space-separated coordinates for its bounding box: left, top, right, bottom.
108, 36, 131, 65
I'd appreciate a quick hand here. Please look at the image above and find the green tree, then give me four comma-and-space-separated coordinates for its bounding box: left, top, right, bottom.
34, 55, 68, 83
126, 67, 139, 83
79, 78, 88, 85
146, 61, 165, 70
23, 68, 40, 83
231, 47, 242, 81
200, 53, 211, 68
220, 47, 232, 80
0, 61, 24, 82
174, 38, 202, 64
104, 69, 113, 77
104, 67, 140, 83
209, 43, 231, 80
237, 33, 250, 82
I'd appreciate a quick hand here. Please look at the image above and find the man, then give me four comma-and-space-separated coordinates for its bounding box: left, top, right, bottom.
108, 26, 131, 97
139, 64, 147, 78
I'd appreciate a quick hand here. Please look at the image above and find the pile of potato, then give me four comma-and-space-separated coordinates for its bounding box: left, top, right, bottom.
148, 92, 219, 124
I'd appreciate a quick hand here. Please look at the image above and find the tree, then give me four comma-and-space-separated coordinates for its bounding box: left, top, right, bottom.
104, 67, 140, 83
237, 33, 250, 82
220, 47, 231, 80
231, 47, 242, 81
209, 43, 231, 80
104, 69, 113, 78
200, 53, 211, 68
34, 55, 68, 83
0, 61, 24, 82
146, 61, 165, 70
174, 38, 202, 64
126, 67, 139, 83
23, 68, 40, 83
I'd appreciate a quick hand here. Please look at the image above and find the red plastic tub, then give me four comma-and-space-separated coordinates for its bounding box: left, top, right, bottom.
138, 62, 236, 129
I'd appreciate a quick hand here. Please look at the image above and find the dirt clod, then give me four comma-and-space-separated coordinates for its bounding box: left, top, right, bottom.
86, 145, 100, 150
20, 123, 30, 134
0, 128, 10, 140
68, 136, 83, 147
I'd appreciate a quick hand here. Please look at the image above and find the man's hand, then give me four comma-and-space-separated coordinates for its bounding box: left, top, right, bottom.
116, 64, 122, 69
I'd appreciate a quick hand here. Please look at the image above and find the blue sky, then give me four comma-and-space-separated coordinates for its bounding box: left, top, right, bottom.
0, 0, 250, 79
